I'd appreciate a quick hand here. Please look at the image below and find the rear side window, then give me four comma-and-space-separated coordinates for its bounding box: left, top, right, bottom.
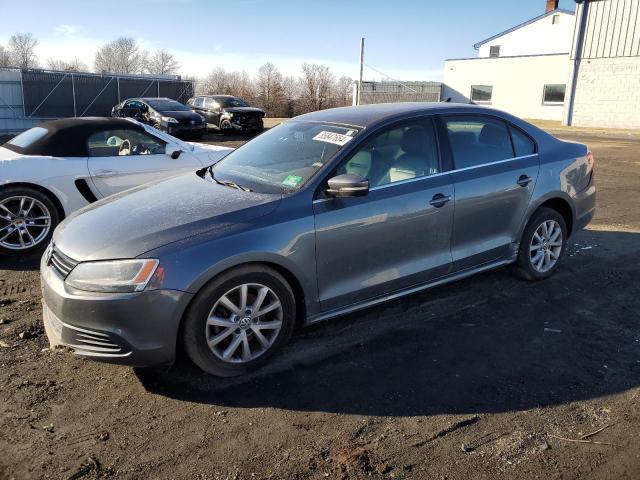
195, 97, 205, 108
444, 116, 514, 169
6, 127, 48, 148
509, 126, 536, 157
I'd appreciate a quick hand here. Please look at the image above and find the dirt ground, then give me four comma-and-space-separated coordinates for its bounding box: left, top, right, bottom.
1, 126, 640, 480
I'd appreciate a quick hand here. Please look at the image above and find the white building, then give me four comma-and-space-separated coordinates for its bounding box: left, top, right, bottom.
443, 0, 574, 121
565, 0, 640, 128
443, 0, 640, 129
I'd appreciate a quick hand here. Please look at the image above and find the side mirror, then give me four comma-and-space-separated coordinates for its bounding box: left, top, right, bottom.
326, 173, 369, 198
166, 145, 182, 159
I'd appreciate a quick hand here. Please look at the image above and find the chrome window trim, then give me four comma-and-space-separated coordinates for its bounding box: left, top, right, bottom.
312, 153, 538, 203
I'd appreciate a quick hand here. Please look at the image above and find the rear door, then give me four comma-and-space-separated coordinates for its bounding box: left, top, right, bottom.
441, 115, 539, 270
314, 118, 454, 311
86, 127, 203, 197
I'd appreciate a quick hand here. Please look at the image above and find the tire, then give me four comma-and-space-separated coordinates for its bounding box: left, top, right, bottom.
514, 207, 567, 281
182, 264, 296, 377
220, 120, 233, 136
0, 186, 60, 255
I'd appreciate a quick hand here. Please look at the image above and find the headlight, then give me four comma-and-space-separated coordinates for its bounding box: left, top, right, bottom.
65, 259, 159, 293
161, 116, 179, 124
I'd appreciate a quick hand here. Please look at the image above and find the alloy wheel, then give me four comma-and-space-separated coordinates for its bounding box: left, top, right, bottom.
0, 196, 52, 250
529, 219, 563, 273
205, 283, 283, 363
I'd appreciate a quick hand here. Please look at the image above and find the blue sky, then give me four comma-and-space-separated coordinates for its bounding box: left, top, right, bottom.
0, 0, 576, 79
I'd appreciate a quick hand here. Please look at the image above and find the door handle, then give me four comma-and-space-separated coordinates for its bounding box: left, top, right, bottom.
429, 194, 452, 208
517, 175, 532, 187
94, 169, 118, 178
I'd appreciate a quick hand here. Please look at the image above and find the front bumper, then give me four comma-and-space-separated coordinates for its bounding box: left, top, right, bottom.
41, 255, 193, 367
167, 123, 206, 136
230, 117, 263, 132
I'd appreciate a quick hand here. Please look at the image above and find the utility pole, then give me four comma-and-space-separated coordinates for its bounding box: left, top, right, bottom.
357, 37, 365, 106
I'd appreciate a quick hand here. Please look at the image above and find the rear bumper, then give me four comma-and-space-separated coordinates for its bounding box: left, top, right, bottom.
41, 256, 193, 367
573, 178, 596, 235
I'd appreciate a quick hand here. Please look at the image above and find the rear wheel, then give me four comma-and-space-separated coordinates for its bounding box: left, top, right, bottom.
0, 187, 59, 255
515, 207, 567, 281
182, 265, 296, 377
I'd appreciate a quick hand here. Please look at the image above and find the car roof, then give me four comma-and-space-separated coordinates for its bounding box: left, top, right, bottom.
140, 97, 179, 102
291, 102, 500, 128
3, 117, 144, 157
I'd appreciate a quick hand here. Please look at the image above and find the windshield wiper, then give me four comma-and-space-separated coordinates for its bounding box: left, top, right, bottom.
207, 166, 252, 192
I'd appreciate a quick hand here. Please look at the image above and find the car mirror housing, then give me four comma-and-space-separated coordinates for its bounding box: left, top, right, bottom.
326, 173, 369, 198
166, 145, 182, 159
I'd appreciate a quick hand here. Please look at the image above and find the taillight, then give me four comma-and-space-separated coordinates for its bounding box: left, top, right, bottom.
586, 150, 595, 170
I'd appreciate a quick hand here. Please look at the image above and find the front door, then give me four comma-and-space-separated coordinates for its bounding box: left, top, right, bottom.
86, 127, 202, 197
442, 115, 540, 270
314, 118, 454, 312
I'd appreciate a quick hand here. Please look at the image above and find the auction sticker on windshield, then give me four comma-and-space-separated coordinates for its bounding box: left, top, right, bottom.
313, 131, 354, 146
282, 175, 303, 187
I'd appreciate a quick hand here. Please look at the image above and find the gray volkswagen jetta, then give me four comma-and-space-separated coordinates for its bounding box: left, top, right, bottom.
41, 103, 596, 377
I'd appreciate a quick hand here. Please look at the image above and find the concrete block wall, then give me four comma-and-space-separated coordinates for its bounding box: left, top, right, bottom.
570, 57, 640, 129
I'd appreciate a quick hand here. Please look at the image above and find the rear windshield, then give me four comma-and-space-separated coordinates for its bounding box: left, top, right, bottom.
145, 99, 190, 111
5, 127, 48, 150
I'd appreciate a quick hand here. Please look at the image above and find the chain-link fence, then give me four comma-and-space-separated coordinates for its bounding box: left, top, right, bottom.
359, 81, 443, 104
0, 68, 194, 133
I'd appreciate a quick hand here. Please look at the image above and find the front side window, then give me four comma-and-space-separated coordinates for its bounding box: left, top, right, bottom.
471, 85, 493, 103
204, 97, 217, 109
337, 119, 440, 188
543, 84, 566, 104
211, 121, 360, 194
87, 129, 166, 157
445, 116, 514, 169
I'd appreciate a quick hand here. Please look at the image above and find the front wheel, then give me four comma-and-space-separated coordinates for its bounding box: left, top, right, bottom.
182, 265, 296, 377
0, 187, 59, 255
515, 207, 567, 281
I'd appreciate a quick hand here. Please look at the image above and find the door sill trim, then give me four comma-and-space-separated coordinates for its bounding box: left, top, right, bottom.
305, 258, 514, 326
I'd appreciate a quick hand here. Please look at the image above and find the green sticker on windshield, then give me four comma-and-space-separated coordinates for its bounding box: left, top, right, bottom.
282, 175, 303, 187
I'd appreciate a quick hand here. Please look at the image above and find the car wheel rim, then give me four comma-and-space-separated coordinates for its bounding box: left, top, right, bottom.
0, 196, 52, 250
205, 283, 283, 364
529, 219, 563, 273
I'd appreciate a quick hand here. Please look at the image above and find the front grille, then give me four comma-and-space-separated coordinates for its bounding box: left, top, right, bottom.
49, 245, 78, 279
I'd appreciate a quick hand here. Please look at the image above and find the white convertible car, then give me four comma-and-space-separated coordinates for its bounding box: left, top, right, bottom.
0, 117, 232, 255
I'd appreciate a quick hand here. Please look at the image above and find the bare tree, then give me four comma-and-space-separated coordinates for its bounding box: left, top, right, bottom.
47, 57, 87, 72
0, 45, 10, 68
299, 63, 335, 112
94, 37, 148, 74
200, 67, 229, 94
8, 33, 39, 69
147, 50, 180, 76
333, 76, 354, 107
256, 62, 285, 117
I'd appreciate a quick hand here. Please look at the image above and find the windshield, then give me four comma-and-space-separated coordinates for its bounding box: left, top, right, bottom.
145, 99, 191, 111
217, 97, 248, 108
211, 121, 360, 194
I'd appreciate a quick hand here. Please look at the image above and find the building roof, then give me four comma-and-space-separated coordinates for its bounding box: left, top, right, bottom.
473, 9, 574, 49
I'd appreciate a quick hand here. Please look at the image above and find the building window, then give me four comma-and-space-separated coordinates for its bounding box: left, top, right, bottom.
542, 84, 566, 104
489, 45, 501, 57
470, 85, 493, 103
552, 14, 560, 24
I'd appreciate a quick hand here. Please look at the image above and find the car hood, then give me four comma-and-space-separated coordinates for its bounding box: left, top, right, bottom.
223, 107, 264, 115
160, 110, 203, 123
53, 173, 281, 261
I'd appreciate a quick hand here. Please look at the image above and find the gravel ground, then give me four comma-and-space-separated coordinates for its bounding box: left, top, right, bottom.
1, 127, 639, 480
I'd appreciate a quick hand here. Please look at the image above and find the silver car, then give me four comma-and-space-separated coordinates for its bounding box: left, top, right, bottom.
41, 103, 596, 377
